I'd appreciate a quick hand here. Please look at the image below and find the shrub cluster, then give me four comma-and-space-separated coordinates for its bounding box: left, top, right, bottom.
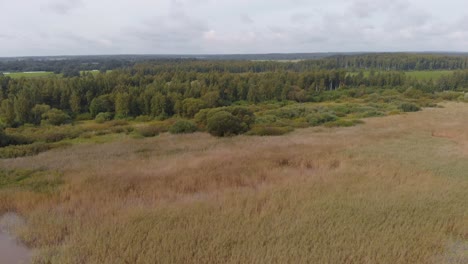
306, 112, 338, 126
399, 103, 421, 112
195, 106, 255, 137
136, 126, 160, 137
169, 120, 198, 134
95, 112, 114, 123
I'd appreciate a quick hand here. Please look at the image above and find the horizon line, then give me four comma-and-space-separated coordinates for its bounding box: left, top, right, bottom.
2, 51, 468, 59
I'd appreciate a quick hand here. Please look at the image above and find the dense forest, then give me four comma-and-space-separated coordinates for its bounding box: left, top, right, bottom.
3, 53, 468, 75
1, 61, 468, 127
1, 54, 468, 154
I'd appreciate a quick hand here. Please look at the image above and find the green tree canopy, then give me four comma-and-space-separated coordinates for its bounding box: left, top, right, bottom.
206, 111, 243, 137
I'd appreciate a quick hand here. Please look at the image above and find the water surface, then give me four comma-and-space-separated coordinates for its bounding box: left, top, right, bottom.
0, 213, 31, 264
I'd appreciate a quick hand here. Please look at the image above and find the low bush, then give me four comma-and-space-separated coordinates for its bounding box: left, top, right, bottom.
0, 130, 32, 147
0, 142, 70, 159
255, 115, 278, 125
95, 112, 113, 123
135, 115, 153, 122
330, 105, 352, 117
437, 91, 463, 101
399, 103, 421, 112
41, 109, 71, 126
169, 120, 198, 134
306, 112, 338, 126
136, 126, 160, 137
195, 106, 255, 132
43, 132, 67, 143
110, 126, 133, 134
75, 113, 93, 121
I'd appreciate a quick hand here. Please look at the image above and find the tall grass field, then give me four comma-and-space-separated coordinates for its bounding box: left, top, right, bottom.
0, 103, 466, 263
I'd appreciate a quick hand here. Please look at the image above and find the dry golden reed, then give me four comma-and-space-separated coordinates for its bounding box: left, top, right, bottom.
0, 103, 467, 263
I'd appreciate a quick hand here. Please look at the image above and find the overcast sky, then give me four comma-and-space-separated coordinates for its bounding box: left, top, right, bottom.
1, 0, 468, 56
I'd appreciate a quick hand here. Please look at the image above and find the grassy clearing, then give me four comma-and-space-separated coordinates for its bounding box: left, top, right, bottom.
405, 70, 453, 80
0, 103, 466, 263
348, 70, 453, 81
3, 72, 58, 79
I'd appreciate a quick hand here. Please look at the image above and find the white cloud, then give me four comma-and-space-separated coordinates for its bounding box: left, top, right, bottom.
0, 0, 468, 56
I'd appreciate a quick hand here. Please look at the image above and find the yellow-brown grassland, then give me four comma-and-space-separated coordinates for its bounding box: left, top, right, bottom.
0, 103, 467, 263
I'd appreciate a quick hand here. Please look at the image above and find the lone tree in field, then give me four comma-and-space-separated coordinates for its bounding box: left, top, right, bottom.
206, 111, 243, 137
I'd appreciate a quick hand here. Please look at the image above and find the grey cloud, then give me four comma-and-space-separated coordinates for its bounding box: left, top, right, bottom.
127, 7, 208, 52
241, 14, 254, 24
0, 33, 15, 39
290, 13, 312, 24
1, 0, 468, 56
349, 0, 409, 19
42, 0, 84, 15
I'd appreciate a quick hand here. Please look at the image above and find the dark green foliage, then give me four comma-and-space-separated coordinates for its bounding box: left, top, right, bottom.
0, 99, 16, 126
95, 112, 113, 123
195, 106, 255, 132
41, 109, 71, 126
136, 126, 160, 137
330, 105, 352, 117
229, 106, 255, 131
90, 95, 114, 118
306, 113, 338, 126
115, 92, 131, 119
135, 115, 153, 122
268, 107, 306, 119
169, 120, 198, 134
0, 128, 8, 147
31, 104, 51, 125
206, 111, 244, 137
0, 128, 31, 147
0, 55, 467, 148
75, 113, 93, 121
62, 67, 81, 78
399, 103, 421, 112
255, 115, 278, 125
181, 98, 208, 118
0, 58, 466, 130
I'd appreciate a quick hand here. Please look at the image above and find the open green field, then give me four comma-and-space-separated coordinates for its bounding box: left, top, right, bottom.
405, 70, 454, 80
0, 103, 466, 263
348, 70, 453, 81
3, 72, 58, 79
1, 70, 110, 79
2, 69, 452, 81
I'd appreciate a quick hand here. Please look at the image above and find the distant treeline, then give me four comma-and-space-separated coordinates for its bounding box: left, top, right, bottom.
312, 54, 468, 71
3, 53, 468, 75
2, 58, 468, 127
0, 56, 139, 76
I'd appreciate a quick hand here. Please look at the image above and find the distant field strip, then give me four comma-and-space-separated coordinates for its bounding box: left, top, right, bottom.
347, 70, 453, 80
3, 72, 57, 78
